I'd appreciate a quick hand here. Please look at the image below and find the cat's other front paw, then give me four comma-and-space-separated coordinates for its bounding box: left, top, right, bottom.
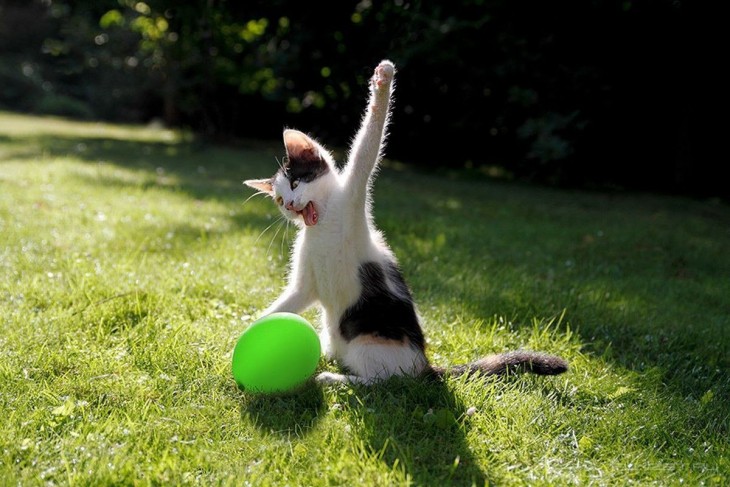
315, 371, 349, 385
372, 60, 395, 89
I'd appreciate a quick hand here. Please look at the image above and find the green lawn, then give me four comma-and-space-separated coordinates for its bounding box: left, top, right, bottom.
1, 111, 728, 486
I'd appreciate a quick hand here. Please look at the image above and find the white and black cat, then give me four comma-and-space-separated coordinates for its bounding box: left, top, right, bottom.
245, 60, 567, 385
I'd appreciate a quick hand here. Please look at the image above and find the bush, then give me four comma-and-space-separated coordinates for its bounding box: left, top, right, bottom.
0, 62, 41, 112
0, 0, 715, 197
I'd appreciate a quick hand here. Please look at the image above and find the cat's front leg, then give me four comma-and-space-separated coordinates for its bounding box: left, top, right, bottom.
370, 60, 394, 104
315, 371, 371, 386
344, 60, 395, 206
366, 60, 394, 126
261, 286, 315, 317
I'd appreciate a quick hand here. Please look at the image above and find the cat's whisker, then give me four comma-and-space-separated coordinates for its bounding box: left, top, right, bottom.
274, 156, 285, 172
280, 219, 291, 257
254, 215, 285, 246
266, 217, 286, 259
242, 190, 270, 207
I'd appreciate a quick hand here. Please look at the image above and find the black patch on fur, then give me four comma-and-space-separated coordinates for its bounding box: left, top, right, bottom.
339, 261, 426, 350
282, 150, 329, 188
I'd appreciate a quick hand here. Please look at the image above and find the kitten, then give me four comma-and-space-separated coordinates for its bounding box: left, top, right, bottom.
245, 60, 568, 385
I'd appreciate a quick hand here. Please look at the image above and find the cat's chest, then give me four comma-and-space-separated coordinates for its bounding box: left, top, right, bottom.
302, 225, 370, 307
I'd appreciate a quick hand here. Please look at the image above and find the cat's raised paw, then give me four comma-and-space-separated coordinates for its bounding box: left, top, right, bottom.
373, 60, 395, 88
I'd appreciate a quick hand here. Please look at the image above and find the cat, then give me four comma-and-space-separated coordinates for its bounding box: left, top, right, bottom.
244, 60, 568, 385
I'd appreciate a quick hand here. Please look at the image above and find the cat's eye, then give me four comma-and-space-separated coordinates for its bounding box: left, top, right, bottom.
275, 196, 284, 206
291, 179, 300, 190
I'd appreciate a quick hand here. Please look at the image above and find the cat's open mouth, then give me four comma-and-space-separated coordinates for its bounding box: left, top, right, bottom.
295, 201, 318, 226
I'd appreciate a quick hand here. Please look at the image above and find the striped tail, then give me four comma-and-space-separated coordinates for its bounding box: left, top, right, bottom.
430, 351, 568, 379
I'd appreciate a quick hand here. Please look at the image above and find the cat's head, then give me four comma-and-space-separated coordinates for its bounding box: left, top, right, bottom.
245, 129, 336, 227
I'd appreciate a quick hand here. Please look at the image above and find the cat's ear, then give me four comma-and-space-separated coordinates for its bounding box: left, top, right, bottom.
244, 178, 274, 195
283, 129, 321, 162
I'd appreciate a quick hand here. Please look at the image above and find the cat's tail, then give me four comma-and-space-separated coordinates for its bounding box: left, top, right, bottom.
428, 350, 568, 379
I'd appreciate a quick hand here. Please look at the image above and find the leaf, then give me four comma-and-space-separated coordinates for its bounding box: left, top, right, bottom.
423, 409, 436, 425
51, 398, 75, 418
700, 389, 714, 406
99, 10, 124, 29
412, 406, 425, 421
20, 438, 33, 451
578, 435, 595, 453
434, 408, 457, 430
608, 386, 635, 400
423, 408, 457, 429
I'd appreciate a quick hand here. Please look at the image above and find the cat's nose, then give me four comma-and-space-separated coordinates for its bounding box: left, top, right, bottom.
285, 201, 295, 211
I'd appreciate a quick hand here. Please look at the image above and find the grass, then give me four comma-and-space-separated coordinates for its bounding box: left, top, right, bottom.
0, 110, 728, 486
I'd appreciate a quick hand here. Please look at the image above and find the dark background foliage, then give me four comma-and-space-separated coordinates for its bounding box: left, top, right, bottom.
0, 0, 716, 197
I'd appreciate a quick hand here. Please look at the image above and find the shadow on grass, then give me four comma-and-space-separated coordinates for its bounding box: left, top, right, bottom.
2, 132, 277, 204
237, 376, 488, 486
348, 377, 489, 486
238, 381, 326, 436
379, 171, 729, 395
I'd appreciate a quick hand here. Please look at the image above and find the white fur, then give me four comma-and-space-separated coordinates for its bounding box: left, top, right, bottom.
252, 61, 429, 384
342, 336, 429, 380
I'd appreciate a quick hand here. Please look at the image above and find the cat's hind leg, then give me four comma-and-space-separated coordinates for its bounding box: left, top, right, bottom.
315, 335, 429, 386
340, 335, 429, 384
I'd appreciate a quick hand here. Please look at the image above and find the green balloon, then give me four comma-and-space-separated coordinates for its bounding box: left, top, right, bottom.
232, 312, 321, 393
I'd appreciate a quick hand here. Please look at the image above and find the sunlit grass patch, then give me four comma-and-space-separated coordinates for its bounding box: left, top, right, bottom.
1, 112, 728, 485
